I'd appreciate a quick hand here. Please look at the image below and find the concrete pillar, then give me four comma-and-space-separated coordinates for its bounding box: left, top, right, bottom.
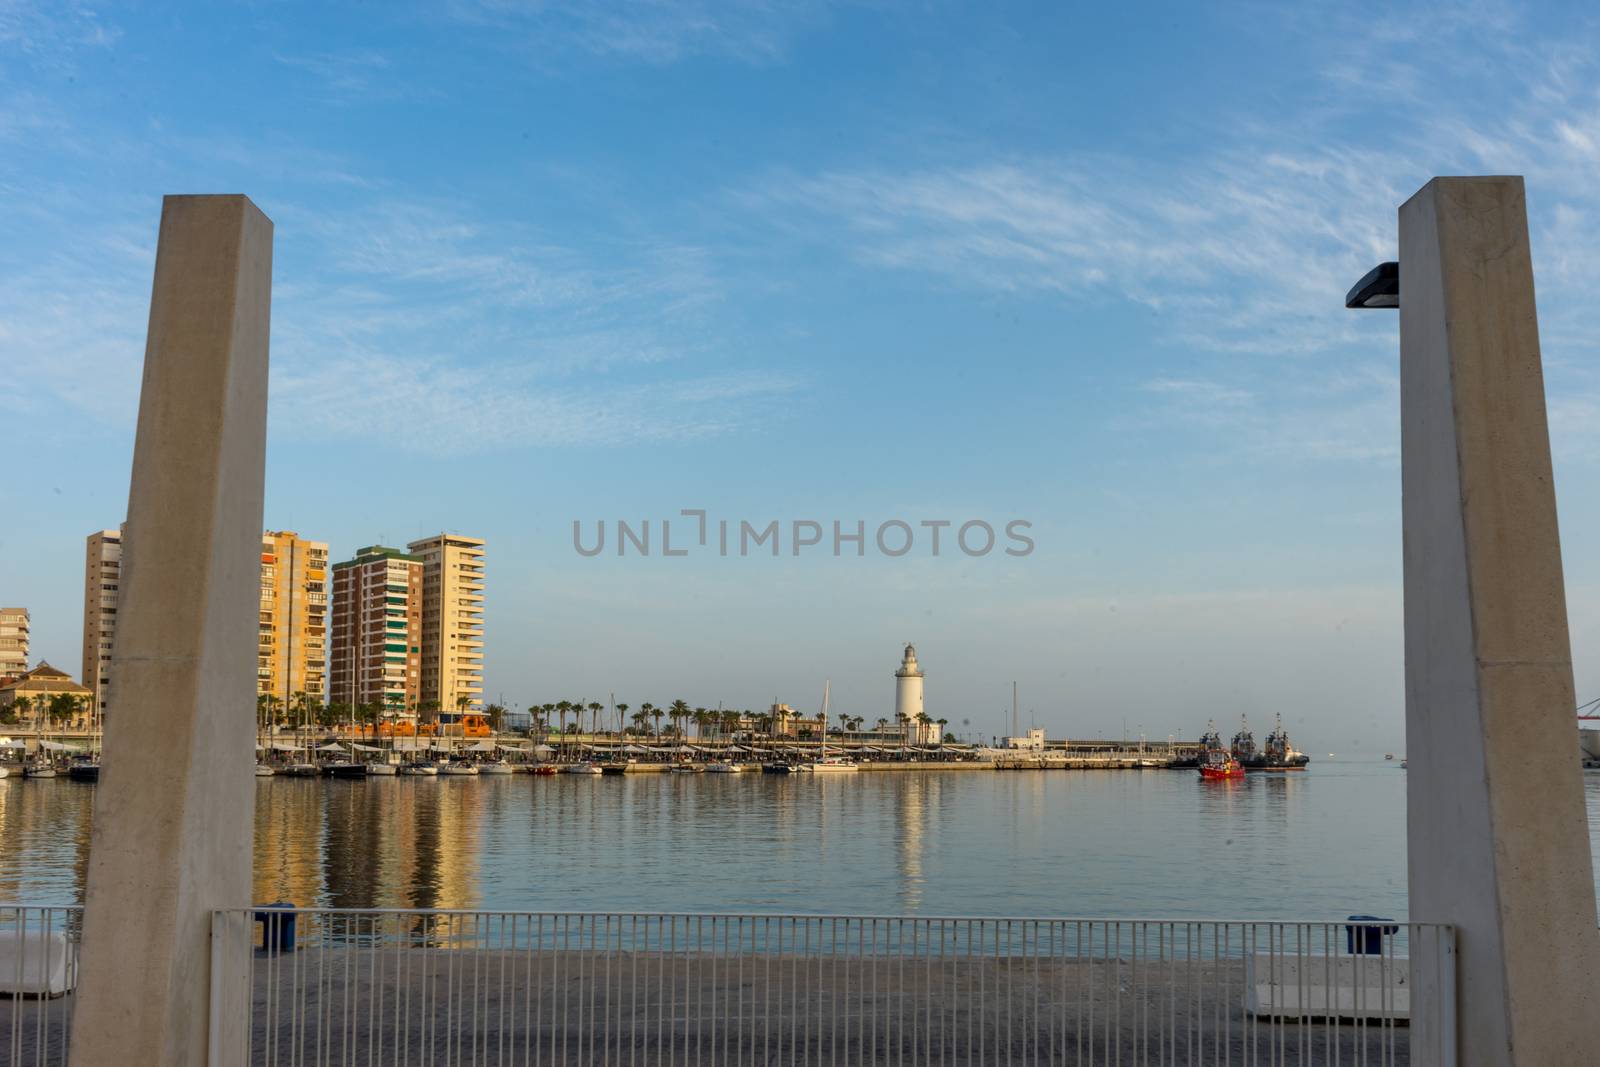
1400, 176, 1599, 1064
69, 196, 271, 1066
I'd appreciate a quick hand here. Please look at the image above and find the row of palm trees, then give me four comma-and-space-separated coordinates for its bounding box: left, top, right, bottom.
255, 692, 509, 733
0, 693, 90, 730
521, 700, 951, 746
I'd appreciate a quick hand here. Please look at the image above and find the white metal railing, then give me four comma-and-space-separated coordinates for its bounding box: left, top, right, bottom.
208, 909, 1456, 1066
1, 906, 81, 1067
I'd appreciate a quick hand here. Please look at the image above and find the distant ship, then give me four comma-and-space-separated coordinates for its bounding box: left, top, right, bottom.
1239, 714, 1310, 771
1229, 716, 1258, 763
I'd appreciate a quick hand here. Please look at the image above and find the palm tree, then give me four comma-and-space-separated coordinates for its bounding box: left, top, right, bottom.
648, 703, 664, 741
936, 717, 949, 744
615, 702, 630, 735
587, 701, 604, 738
554, 700, 572, 738
630, 709, 650, 736
669, 700, 691, 744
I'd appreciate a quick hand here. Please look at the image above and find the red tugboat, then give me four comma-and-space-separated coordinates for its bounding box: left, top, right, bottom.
1199, 749, 1245, 780
1196, 720, 1245, 779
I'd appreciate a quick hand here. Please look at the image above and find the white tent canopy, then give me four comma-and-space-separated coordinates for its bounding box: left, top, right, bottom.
350, 743, 382, 753
464, 740, 497, 752
39, 740, 84, 752
531, 744, 554, 754
316, 742, 346, 753
268, 740, 304, 752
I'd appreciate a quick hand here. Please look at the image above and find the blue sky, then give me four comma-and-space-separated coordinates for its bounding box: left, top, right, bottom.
4, 0, 1600, 752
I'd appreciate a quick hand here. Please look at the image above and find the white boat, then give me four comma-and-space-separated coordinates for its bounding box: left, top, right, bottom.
365, 761, 398, 776
0, 764, 10, 780
281, 763, 319, 778
704, 762, 745, 773
808, 681, 858, 773
254, 763, 275, 777
477, 760, 515, 775
439, 762, 479, 776
399, 762, 438, 776
564, 762, 602, 775
669, 763, 702, 773
23, 760, 57, 779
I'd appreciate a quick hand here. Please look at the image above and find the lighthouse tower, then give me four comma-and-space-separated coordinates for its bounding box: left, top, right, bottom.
894, 644, 925, 738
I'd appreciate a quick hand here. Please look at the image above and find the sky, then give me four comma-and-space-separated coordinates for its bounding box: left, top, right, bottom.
4, 0, 1600, 754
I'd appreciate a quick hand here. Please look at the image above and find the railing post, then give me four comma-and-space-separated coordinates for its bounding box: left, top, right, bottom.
208, 912, 251, 1067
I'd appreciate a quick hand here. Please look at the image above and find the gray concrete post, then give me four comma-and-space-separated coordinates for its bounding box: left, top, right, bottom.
69, 195, 272, 1066
1400, 176, 1599, 1063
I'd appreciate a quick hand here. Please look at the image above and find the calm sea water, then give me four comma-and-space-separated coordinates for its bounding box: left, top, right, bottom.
5, 760, 1600, 919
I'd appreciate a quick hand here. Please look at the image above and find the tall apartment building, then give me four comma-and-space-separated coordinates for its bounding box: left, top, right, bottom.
259, 531, 329, 708
329, 546, 423, 711
407, 534, 485, 713
82, 528, 123, 715
0, 607, 29, 679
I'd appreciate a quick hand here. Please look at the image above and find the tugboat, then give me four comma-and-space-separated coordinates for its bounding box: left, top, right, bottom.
1240, 714, 1311, 771
1199, 748, 1245, 780
1230, 716, 1258, 763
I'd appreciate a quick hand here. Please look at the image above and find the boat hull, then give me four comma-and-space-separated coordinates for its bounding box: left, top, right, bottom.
477, 762, 515, 775
366, 762, 398, 776
67, 764, 100, 782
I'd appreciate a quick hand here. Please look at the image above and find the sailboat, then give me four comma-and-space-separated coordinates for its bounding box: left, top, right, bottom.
811, 681, 858, 773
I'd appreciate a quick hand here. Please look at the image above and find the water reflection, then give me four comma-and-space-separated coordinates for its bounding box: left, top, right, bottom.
6, 766, 1600, 919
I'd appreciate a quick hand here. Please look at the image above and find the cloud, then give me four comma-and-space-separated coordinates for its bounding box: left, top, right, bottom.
0, 1, 119, 63
272, 49, 399, 102
445, 0, 838, 64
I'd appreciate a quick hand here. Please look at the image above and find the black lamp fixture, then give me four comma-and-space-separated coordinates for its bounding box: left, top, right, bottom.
1345, 262, 1399, 309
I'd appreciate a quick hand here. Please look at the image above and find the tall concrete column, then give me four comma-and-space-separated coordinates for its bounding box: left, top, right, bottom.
69, 195, 272, 1066
1400, 176, 1598, 1063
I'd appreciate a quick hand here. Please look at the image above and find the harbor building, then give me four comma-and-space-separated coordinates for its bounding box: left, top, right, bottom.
0, 662, 93, 725
329, 545, 423, 713
258, 531, 330, 708
81, 528, 123, 716
407, 533, 485, 713
0, 607, 28, 680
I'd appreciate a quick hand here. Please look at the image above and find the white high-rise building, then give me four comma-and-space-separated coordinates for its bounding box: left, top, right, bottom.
407, 533, 485, 714
0, 607, 28, 678
82, 528, 123, 716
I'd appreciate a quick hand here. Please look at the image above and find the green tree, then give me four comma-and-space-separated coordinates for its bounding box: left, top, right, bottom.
614, 702, 630, 736
669, 700, 691, 742
484, 702, 507, 732
647, 703, 664, 740
418, 700, 441, 727
587, 701, 603, 737
47, 692, 78, 725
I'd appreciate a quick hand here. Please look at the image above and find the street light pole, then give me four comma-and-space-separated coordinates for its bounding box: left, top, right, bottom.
1351, 176, 1598, 1065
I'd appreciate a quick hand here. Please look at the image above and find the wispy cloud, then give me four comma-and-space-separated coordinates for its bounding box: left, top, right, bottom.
0, 0, 119, 62
272, 49, 396, 102
445, 0, 839, 64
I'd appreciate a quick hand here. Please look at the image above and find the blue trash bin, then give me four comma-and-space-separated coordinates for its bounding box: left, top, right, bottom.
1345, 915, 1398, 955
254, 902, 298, 953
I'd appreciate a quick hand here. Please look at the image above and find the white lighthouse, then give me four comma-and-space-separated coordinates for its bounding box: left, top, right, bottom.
894, 644, 927, 740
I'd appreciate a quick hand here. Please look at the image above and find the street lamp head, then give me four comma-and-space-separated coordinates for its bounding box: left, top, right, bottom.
1345, 261, 1399, 309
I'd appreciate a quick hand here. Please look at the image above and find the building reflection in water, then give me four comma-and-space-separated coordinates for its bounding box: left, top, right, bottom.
252, 779, 484, 942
